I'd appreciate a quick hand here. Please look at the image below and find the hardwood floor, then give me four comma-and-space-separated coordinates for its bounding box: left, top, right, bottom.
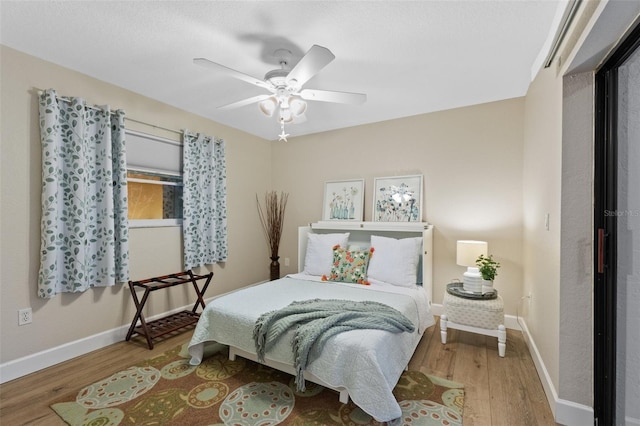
1, 317, 557, 425
409, 318, 558, 425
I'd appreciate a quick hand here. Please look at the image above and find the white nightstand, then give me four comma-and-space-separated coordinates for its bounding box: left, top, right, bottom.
440, 290, 506, 357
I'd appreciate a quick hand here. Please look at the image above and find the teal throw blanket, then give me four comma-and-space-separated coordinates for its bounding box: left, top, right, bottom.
253, 298, 415, 391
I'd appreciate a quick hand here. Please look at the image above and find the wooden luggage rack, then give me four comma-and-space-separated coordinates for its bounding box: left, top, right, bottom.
125, 270, 213, 349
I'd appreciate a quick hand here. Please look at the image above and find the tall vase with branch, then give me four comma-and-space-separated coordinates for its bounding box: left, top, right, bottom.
257, 191, 289, 280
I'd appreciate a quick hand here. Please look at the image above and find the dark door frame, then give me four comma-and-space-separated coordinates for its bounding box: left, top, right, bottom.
594, 21, 640, 426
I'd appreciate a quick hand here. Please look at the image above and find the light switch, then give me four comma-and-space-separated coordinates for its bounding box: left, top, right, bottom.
545, 213, 550, 231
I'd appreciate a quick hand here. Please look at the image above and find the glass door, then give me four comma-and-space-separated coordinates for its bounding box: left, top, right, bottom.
594, 22, 640, 426
615, 37, 640, 426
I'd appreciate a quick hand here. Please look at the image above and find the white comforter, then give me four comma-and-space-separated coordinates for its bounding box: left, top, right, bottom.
187, 274, 434, 422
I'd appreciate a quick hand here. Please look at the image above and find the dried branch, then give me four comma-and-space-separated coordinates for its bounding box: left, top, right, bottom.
257, 191, 289, 258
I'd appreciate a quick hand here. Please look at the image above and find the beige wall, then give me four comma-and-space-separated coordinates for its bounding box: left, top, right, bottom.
521, 61, 597, 412
0, 46, 272, 363
271, 99, 525, 314
0, 45, 527, 382
522, 62, 563, 395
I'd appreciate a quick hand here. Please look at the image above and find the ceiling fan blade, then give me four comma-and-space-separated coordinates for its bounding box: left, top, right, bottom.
218, 94, 271, 110
193, 58, 272, 90
286, 45, 335, 88
299, 89, 367, 105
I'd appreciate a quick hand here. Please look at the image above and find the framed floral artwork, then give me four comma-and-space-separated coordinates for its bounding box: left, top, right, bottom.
373, 175, 423, 222
322, 179, 365, 221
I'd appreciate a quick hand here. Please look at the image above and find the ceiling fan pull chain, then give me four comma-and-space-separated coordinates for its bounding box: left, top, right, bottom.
278, 118, 289, 142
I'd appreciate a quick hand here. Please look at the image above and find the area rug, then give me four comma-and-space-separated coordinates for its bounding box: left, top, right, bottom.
51, 342, 464, 425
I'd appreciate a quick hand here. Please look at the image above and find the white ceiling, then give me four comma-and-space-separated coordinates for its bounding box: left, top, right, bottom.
0, 1, 562, 141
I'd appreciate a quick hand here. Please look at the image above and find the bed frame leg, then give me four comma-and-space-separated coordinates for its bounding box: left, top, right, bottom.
339, 389, 349, 404
440, 314, 448, 344
228, 347, 236, 361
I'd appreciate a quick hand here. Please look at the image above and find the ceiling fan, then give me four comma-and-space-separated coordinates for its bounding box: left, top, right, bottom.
194, 45, 366, 141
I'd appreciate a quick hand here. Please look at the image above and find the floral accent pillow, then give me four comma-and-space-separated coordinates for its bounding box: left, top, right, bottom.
322, 245, 374, 285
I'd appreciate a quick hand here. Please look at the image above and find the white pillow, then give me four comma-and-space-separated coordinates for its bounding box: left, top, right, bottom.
303, 232, 350, 276
367, 235, 422, 287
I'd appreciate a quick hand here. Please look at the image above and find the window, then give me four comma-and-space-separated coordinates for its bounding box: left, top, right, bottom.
127, 170, 183, 224
126, 130, 183, 228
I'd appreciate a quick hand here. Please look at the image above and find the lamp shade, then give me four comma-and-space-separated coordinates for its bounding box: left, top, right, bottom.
259, 97, 277, 117
456, 240, 488, 267
289, 97, 307, 116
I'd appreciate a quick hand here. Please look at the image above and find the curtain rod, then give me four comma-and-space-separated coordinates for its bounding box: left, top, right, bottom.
34, 88, 184, 136
544, 0, 582, 68
125, 117, 183, 136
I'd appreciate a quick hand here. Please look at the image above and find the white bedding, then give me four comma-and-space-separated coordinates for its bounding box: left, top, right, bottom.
187, 274, 434, 422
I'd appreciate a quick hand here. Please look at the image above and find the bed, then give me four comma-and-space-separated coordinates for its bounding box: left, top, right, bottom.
188, 222, 435, 422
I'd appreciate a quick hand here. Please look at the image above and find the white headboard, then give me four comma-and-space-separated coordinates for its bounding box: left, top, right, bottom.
298, 221, 434, 302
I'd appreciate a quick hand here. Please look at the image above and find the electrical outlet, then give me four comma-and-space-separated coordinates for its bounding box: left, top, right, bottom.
284, 257, 290, 267
18, 308, 32, 325
528, 292, 533, 306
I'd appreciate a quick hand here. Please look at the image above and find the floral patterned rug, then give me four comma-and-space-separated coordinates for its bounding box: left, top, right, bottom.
51, 342, 464, 425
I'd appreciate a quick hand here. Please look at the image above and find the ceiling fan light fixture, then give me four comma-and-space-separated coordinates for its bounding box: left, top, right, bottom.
259, 97, 277, 117
194, 44, 366, 140
289, 97, 307, 117
279, 108, 293, 123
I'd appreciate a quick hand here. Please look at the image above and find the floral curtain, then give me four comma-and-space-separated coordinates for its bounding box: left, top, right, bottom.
38, 89, 129, 298
182, 131, 228, 269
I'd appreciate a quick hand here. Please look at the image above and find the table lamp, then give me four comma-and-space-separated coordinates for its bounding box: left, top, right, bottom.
456, 240, 488, 293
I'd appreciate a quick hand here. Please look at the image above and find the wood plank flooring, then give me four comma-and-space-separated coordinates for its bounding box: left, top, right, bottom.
1, 317, 558, 425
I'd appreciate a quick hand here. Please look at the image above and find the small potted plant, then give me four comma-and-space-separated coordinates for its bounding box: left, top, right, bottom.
476, 254, 500, 293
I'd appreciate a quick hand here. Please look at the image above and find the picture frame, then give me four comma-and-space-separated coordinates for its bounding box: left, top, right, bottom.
322, 179, 365, 221
373, 174, 423, 222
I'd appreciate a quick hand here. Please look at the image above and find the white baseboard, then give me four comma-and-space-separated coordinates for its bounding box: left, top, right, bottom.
625, 415, 640, 425
0, 304, 191, 384
518, 317, 559, 415
0, 282, 265, 385
518, 318, 594, 426
555, 398, 595, 425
